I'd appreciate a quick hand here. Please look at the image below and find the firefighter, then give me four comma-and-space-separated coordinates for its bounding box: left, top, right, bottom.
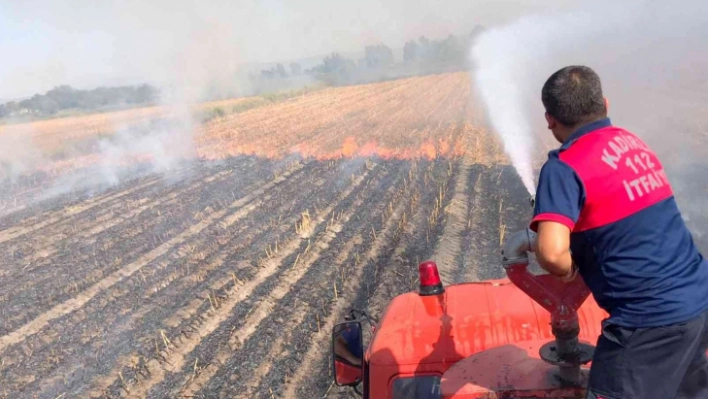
530, 65, 708, 399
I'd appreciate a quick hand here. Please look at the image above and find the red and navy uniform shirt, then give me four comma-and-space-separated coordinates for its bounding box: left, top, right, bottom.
530, 118, 708, 328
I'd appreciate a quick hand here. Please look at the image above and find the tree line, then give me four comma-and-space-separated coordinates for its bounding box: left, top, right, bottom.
0, 84, 158, 119
2, 28, 484, 120
258, 27, 485, 86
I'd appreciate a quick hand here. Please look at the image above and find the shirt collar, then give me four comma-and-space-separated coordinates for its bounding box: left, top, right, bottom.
560, 117, 612, 150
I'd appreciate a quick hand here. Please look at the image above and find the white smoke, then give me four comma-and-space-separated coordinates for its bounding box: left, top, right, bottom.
469, 0, 708, 213
0, 124, 44, 182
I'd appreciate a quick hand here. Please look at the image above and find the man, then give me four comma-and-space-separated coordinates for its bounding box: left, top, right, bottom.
530, 65, 708, 399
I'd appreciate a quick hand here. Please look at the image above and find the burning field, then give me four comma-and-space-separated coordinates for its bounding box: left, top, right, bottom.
0, 71, 704, 399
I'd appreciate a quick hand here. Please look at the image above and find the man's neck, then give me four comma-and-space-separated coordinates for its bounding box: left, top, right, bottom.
557, 127, 577, 143
563, 120, 596, 139
560, 117, 612, 147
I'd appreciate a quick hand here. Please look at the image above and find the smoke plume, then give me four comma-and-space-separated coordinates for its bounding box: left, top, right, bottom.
469, 0, 708, 238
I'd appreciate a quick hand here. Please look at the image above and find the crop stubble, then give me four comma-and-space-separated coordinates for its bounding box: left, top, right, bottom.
3, 72, 687, 399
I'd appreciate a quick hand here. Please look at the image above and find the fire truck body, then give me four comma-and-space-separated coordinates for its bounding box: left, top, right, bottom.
365, 279, 607, 398
331, 228, 608, 399
332, 199, 707, 398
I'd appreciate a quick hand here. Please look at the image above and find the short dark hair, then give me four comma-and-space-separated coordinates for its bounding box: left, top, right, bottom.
541, 65, 607, 127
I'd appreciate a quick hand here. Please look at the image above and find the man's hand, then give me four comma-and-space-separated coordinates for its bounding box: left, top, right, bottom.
535, 220, 574, 278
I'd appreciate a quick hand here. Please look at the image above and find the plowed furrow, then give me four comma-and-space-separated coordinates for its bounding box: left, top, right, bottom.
452, 165, 484, 283
461, 166, 502, 282
495, 165, 536, 272
0, 163, 248, 276
100, 163, 380, 398
287, 160, 428, 399
184, 203, 366, 398
231, 233, 365, 399
201, 163, 406, 399
0, 160, 297, 334
11, 166, 338, 399
433, 156, 467, 285
306, 167, 435, 398
3, 163, 331, 397
0, 162, 306, 354
359, 159, 453, 320
306, 159, 453, 399
231, 301, 309, 399
0, 176, 161, 238
0, 166, 224, 272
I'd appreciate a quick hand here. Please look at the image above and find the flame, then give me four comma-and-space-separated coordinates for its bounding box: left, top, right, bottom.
439, 139, 451, 156
37, 134, 468, 179
341, 137, 358, 158
420, 139, 436, 160
25, 134, 469, 184
358, 142, 379, 157
196, 135, 468, 162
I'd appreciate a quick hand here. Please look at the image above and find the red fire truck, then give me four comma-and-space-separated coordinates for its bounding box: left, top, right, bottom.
331, 227, 607, 399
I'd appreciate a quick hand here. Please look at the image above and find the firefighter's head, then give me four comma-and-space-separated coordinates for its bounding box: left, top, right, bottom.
541, 65, 609, 143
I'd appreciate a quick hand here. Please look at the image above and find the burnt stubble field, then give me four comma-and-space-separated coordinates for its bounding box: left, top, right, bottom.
1, 72, 706, 399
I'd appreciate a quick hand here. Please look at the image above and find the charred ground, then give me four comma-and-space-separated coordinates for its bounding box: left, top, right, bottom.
0, 72, 706, 399
0, 154, 534, 399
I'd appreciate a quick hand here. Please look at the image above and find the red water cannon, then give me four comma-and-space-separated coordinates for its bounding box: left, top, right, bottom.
501, 228, 595, 385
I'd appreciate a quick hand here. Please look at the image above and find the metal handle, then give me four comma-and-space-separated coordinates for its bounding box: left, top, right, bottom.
501, 229, 590, 321
501, 228, 537, 267
501, 228, 595, 384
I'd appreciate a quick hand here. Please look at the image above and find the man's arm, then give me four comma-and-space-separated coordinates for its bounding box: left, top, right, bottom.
530, 157, 584, 281
536, 220, 574, 279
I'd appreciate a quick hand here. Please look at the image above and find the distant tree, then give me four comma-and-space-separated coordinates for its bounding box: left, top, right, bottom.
0, 84, 159, 119
77, 90, 101, 109
134, 84, 157, 103
290, 63, 302, 76
469, 25, 485, 40
418, 36, 431, 56
439, 35, 462, 62
34, 95, 60, 114
364, 44, 394, 68
276, 63, 287, 78
18, 96, 39, 114
261, 69, 275, 79
403, 40, 420, 62
309, 53, 357, 86
0, 101, 19, 118
321, 53, 355, 74
406, 34, 467, 66
45, 85, 78, 109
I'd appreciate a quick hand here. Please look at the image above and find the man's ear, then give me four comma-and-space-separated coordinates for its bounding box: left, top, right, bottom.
604, 97, 610, 112
544, 112, 557, 130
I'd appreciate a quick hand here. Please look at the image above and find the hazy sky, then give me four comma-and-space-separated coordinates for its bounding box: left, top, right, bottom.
470, 0, 708, 195
0, 0, 582, 99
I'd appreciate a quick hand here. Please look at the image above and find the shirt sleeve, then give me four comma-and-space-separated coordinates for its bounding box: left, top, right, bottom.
530, 158, 585, 232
